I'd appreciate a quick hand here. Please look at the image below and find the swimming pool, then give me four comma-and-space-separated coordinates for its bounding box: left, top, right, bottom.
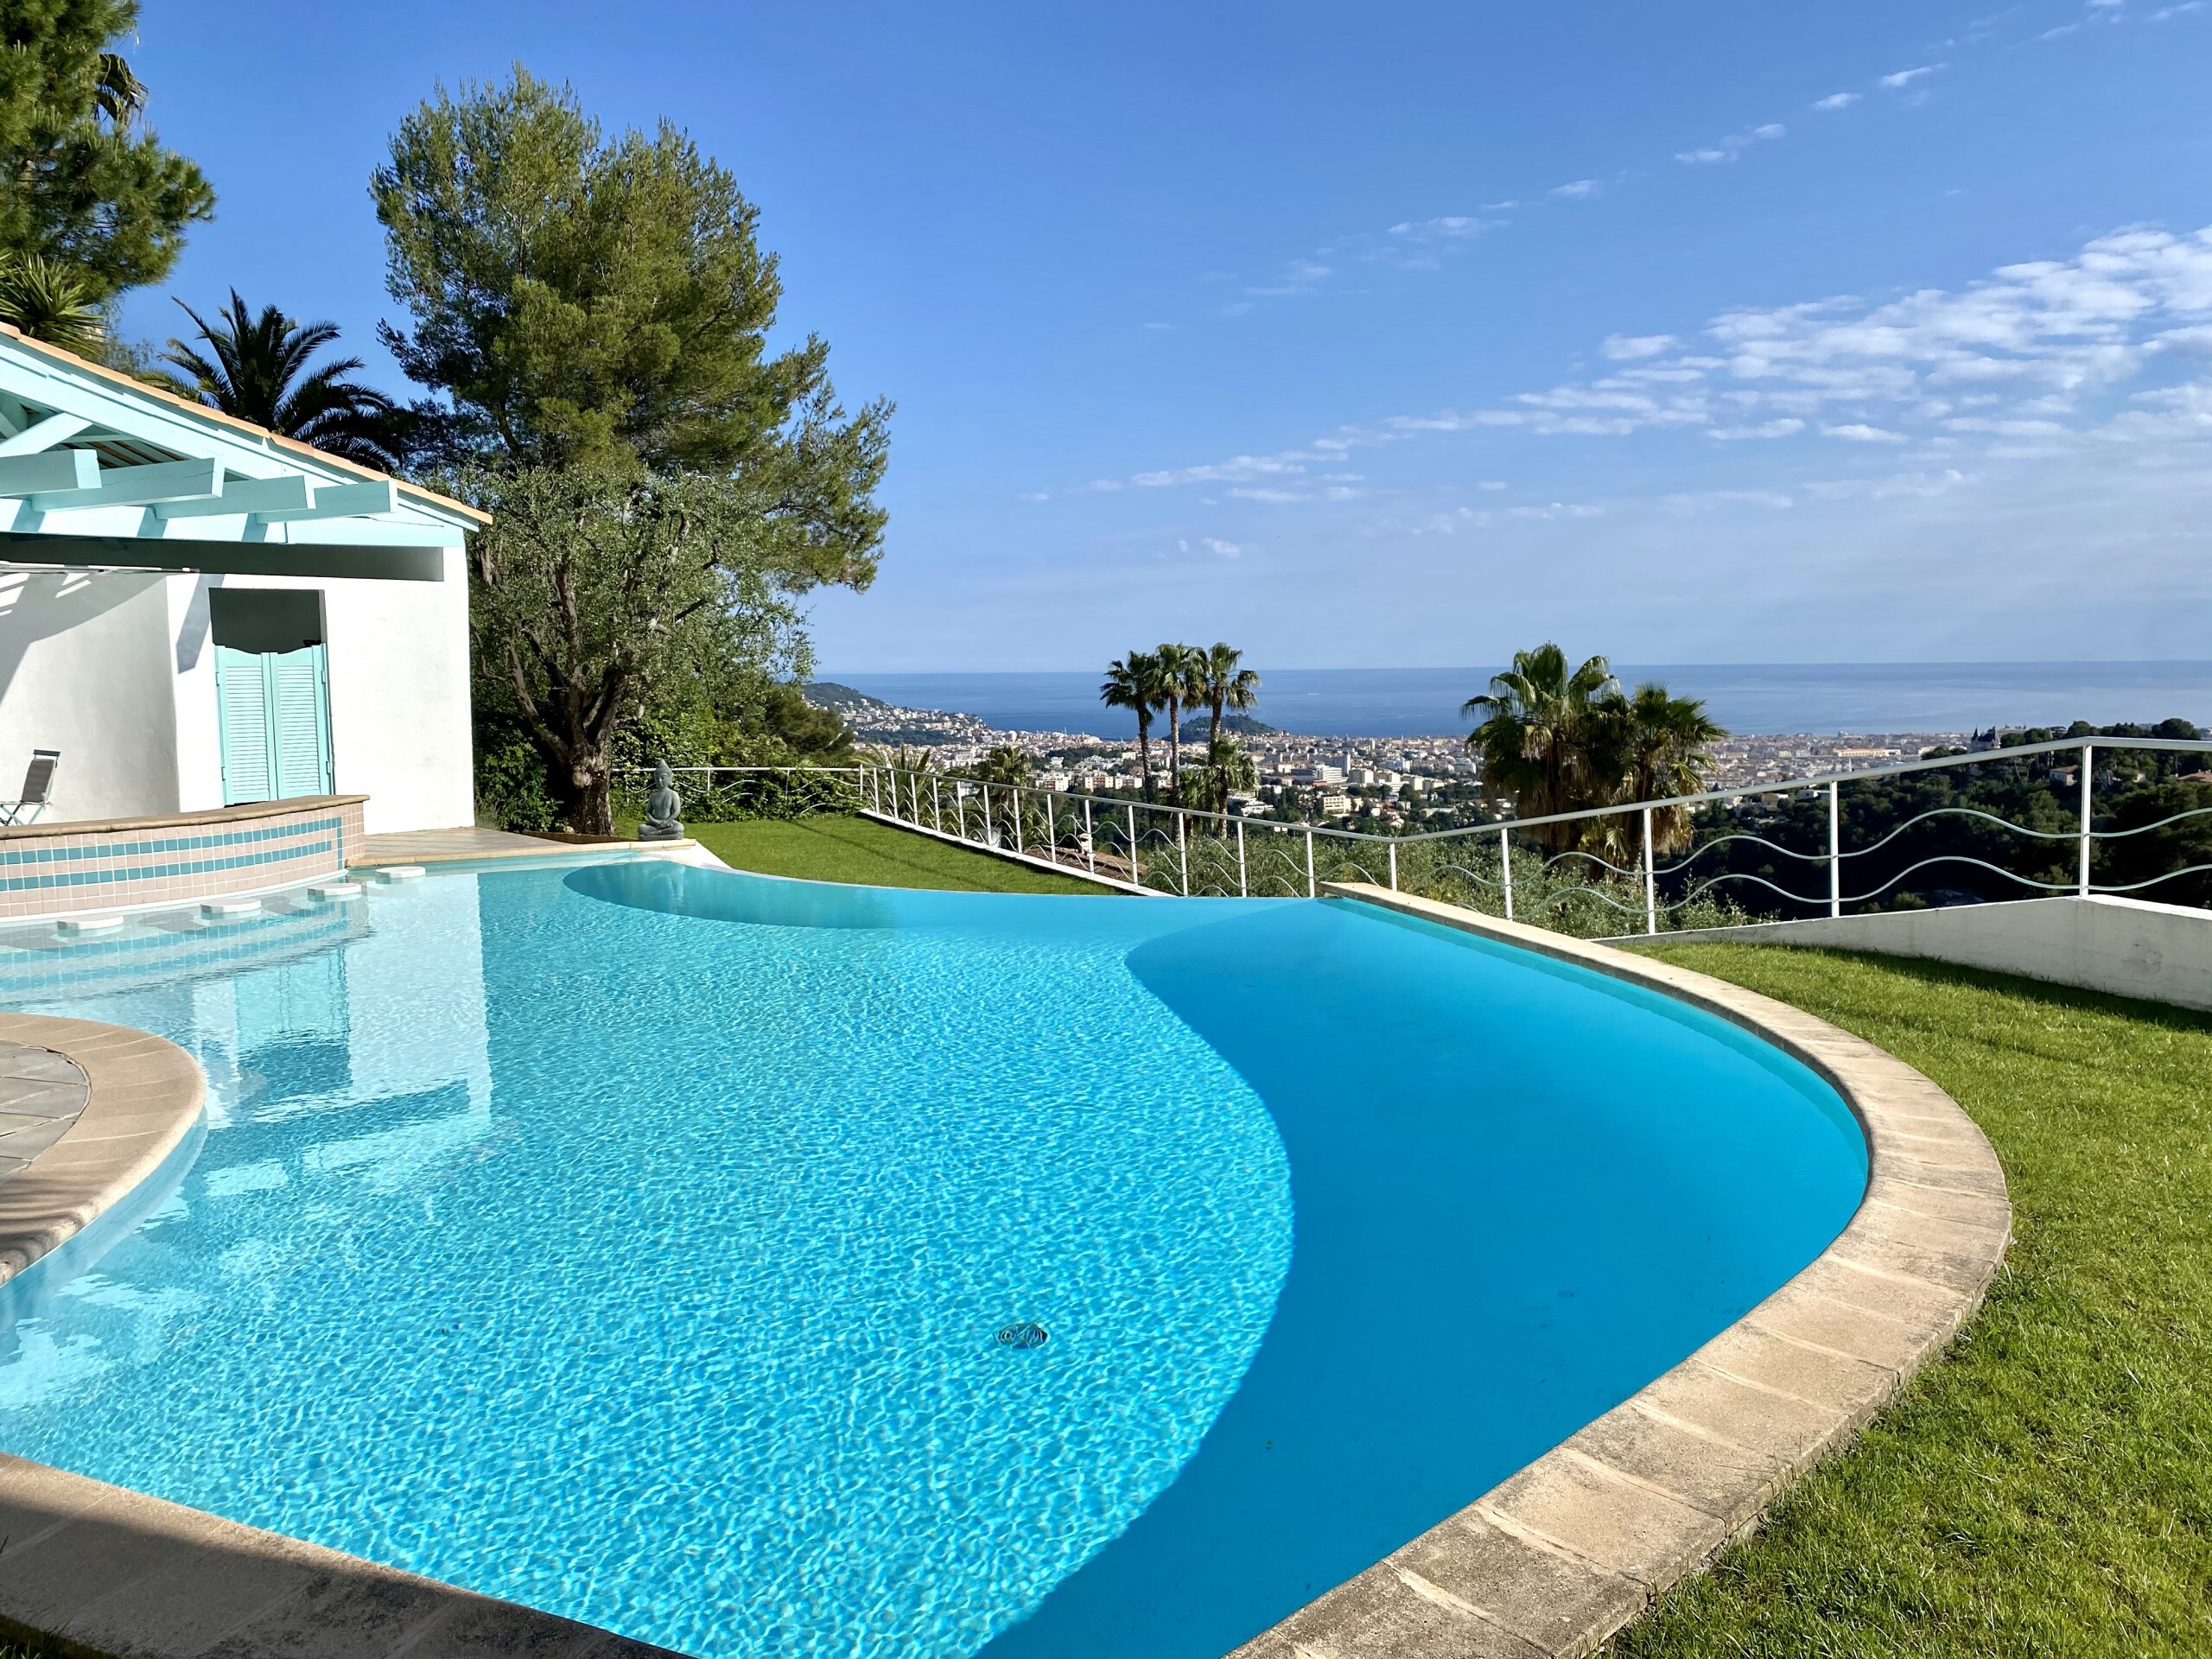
0, 861, 1866, 1658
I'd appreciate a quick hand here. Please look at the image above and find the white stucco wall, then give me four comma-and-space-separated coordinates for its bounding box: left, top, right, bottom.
323, 546, 475, 835
1643, 894, 2212, 1012
0, 551, 473, 836
0, 569, 181, 819
169, 552, 475, 835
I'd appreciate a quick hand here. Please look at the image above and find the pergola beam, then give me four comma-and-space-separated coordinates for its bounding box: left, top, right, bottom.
155, 474, 315, 518
0, 532, 444, 582
29, 456, 223, 512
0, 448, 99, 496
254, 480, 398, 521
0, 413, 92, 457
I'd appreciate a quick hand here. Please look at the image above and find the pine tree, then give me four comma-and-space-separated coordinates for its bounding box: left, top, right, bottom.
0, 1, 213, 302
373, 67, 891, 585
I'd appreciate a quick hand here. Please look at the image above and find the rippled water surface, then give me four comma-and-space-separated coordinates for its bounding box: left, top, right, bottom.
0, 862, 1865, 1658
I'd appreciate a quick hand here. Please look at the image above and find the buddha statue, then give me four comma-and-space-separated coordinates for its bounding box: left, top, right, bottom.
639, 761, 684, 842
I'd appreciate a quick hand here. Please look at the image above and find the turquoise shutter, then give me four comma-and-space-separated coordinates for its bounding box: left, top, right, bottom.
214, 643, 332, 804
216, 645, 274, 804
269, 646, 333, 797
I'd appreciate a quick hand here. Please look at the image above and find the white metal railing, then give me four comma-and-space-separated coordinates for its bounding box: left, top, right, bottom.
847, 735, 2212, 935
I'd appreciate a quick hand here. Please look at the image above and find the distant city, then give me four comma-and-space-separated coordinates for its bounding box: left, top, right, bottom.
804, 682, 1972, 828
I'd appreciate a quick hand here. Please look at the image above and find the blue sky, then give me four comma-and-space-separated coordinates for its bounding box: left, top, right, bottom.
124, 1, 2212, 671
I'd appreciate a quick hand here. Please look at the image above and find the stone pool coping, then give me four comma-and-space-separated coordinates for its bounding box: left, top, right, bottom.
0, 1013, 204, 1289
1229, 885, 2013, 1659
0, 1011, 687, 1659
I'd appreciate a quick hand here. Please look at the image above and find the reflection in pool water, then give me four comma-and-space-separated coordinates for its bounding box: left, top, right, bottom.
0, 863, 1863, 1658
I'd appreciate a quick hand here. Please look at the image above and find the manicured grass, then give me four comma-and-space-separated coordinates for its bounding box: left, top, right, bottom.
1612, 943, 2212, 1657
683, 814, 1112, 894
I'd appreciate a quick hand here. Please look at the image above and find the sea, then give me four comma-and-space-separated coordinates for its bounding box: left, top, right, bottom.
817, 663, 2212, 740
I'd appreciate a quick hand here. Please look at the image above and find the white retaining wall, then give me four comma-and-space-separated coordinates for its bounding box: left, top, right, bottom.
1640, 894, 2212, 1013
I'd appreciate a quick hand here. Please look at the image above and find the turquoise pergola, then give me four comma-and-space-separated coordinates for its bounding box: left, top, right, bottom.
0, 322, 482, 581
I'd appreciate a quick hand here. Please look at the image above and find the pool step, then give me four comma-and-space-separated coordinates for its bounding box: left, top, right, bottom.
372, 866, 427, 882
54, 914, 124, 936
308, 882, 365, 901
200, 899, 263, 920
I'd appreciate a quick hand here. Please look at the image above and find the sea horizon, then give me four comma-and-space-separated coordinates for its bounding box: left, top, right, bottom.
815, 661, 2212, 740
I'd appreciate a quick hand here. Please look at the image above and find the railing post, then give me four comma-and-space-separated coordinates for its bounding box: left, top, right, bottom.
2078, 742, 2094, 897
1388, 839, 1399, 891
1014, 786, 1025, 855
1499, 825, 1514, 922
1305, 826, 1316, 898
1827, 779, 1841, 918
1084, 795, 1096, 874
957, 788, 968, 842
1236, 817, 1248, 898
1176, 810, 1189, 895
1642, 807, 1657, 935
931, 776, 943, 834
1127, 804, 1139, 887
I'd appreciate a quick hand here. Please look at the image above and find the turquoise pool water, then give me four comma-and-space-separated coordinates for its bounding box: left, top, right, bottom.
0, 862, 1865, 1657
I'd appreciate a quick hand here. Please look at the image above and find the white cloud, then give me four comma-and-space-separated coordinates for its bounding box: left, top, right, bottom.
1814, 92, 1861, 110
1713, 418, 1808, 440
1675, 122, 1786, 164
1049, 224, 2212, 504
1879, 64, 1945, 87
1388, 215, 1490, 239
1551, 179, 1598, 199
1243, 257, 1332, 298
1510, 502, 1605, 519
1661, 488, 1796, 513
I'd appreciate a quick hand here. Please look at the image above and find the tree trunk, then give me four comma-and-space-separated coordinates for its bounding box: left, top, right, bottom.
1167, 697, 1182, 801
561, 749, 614, 836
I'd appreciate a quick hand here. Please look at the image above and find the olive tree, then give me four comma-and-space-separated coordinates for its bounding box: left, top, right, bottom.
467, 467, 823, 834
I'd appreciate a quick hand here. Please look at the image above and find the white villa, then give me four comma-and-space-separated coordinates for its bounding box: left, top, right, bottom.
0, 323, 480, 836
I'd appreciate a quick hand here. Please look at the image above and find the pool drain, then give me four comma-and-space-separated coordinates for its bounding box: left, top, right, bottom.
996, 1320, 1049, 1350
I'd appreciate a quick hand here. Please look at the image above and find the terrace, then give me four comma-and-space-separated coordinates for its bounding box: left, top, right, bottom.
0, 9, 2194, 1654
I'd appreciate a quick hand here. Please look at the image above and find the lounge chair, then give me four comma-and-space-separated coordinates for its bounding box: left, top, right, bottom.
0, 750, 58, 826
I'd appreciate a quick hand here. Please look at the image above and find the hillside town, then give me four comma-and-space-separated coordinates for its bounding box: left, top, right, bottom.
807, 681, 1967, 827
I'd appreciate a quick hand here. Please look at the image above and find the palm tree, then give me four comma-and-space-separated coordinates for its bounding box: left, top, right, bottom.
162, 292, 407, 469
1154, 642, 1206, 804
1600, 683, 1727, 855
1199, 641, 1262, 748
1461, 643, 1619, 854
1101, 651, 1161, 798
95, 52, 147, 131
1196, 734, 1257, 813
0, 254, 105, 355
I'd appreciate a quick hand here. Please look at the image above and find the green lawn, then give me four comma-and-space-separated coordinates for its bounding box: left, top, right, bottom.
1612, 944, 2212, 1657
682, 814, 1112, 894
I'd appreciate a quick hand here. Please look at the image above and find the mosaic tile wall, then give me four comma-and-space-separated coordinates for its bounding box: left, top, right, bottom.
0, 798, 364, 921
